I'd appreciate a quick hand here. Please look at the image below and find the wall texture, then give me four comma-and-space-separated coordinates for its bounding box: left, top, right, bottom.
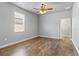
0, 3, 39, 47
72, 3, 79, 53
39, 10, 72, 38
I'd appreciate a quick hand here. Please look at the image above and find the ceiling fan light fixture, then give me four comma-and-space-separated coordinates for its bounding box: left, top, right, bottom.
40, 10, 47, 14
40, 10, 44, 14
33, 3, 53, 14
39, 3, 48, 14
44, 10, 47, 13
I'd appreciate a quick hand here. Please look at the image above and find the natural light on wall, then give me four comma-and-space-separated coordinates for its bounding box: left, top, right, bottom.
14, 12, 25, 32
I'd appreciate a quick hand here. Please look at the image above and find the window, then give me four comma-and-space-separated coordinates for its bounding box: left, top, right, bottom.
14, 12, 25, 32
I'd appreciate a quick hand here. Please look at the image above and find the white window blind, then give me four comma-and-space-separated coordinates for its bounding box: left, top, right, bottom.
14, 12, 25, 32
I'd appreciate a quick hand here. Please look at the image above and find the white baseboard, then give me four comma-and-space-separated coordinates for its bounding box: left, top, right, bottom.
0, 36, 38, 48
38, 35, 60, 39
71, 39, 79, 55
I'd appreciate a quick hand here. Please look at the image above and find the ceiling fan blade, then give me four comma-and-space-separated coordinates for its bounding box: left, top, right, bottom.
47, 8, 53, 10
35, 11, 40, 14
33, 8, 39, 10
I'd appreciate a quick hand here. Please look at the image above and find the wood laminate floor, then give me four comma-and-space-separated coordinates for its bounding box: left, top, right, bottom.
0, 37, 78, 56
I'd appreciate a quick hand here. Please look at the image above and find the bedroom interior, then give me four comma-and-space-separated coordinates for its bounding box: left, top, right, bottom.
0, 2, 79, 56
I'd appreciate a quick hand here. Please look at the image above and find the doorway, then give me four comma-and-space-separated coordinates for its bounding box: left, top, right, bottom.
60, 18, 72, 40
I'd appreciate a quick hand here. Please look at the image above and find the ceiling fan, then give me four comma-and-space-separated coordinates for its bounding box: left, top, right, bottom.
33, 3, 53, 14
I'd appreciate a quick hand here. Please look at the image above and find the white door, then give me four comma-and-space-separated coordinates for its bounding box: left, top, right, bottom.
60, 18, 72, 39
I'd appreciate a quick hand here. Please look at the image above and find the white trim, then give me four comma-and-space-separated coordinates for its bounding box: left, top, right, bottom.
71, 39, 79, 55
38, 35, 60, 39
0, 36, 38, 48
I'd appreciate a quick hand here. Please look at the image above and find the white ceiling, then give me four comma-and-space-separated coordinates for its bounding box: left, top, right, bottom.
11, 2, 73, 14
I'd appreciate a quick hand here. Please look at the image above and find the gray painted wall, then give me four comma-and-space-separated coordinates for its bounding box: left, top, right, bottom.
72, 3, 79, 52
0, 3, 38, 47
39, 10, 72, 38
